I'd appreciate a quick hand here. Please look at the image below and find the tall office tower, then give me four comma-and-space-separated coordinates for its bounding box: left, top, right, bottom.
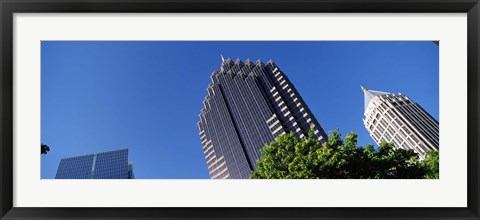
362, 86, 439, 159
55, 149, 135, 179
198, 58, 328, 179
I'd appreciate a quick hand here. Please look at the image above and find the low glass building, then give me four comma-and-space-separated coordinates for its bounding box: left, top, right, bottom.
55, 148, 135, 179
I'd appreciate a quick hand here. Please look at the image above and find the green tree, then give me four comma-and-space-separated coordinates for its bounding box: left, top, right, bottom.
250, 130, 438, 179
41, 144, 50, 155
420, 150, 439, 179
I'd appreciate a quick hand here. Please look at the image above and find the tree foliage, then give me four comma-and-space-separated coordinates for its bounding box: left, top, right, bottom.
41, 144, 50, 155
250, 130, 439, 179
420, 150, 439, 179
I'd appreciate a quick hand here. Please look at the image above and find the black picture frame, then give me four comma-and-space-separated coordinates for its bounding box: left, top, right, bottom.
1, 0, 479, 219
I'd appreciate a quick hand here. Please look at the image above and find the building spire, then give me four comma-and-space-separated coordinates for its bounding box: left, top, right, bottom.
221, 54, 225, 62
361, 86, 390, 112
361, 85, 367, 93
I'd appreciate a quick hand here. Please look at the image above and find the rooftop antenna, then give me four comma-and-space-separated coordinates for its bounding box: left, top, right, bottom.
221, 54, 225, 62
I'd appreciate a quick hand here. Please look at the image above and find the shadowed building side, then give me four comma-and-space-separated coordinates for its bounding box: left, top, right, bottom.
198, 58, 328, 179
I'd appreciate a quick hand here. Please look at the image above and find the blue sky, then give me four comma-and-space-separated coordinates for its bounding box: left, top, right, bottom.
41, 41, 439, 179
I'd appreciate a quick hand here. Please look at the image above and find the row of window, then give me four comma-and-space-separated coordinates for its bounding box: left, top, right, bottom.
203, 84, 257, 179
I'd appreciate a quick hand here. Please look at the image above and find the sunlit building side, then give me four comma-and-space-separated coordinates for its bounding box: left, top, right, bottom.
362, 86, 439, 159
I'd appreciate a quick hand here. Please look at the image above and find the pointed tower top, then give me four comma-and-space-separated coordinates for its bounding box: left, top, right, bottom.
221, 54, 225, 62
361, 85, 367, 93
361, 86, 390, 112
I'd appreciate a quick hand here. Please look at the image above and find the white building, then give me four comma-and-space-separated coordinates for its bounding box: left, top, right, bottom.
362, 86, 439, 159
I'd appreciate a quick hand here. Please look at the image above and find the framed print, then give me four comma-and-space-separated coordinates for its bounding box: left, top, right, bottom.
1, 0, 479, 219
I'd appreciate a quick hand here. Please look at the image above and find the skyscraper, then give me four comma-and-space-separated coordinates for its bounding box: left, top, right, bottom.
55, 148, 135, 179
362, 86, 439, 159
198, 58, 328, 179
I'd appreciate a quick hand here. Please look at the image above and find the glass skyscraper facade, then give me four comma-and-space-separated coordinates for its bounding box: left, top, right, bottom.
55, 149, 135, 179
198, 58, 328, 179
362, 86, 439, 159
